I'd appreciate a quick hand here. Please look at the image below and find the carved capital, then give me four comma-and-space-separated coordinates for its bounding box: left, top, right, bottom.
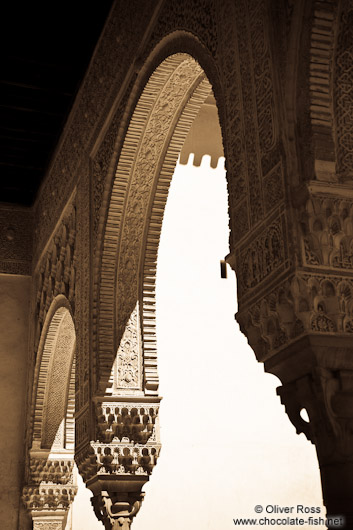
91, 490, 144, 530
96, 401, 160, 444
23, 456, 77, 516
76, 440, 161, 484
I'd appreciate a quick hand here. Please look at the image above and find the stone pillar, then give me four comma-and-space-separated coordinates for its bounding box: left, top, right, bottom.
22, 453, 77, 530
276, 348, 353, 529
232, 181, 353, 528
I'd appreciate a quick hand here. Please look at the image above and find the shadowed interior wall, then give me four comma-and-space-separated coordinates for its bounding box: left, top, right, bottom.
0, 275, 30, 530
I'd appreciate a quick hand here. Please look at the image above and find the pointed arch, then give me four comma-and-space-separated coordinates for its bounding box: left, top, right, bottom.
96, 48, 225, 395
30, 295, 76, 451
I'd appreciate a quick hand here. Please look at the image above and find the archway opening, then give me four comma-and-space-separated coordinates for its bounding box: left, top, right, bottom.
90, 51, 324, 529
24, 301, 77, 529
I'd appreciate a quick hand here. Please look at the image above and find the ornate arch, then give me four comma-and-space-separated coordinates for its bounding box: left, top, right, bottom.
82, 43, 231, 528
23, 296, 77, 530
95, 51, 221, 394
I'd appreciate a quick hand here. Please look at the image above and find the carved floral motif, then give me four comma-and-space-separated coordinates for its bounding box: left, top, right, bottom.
236, 213, 289, 297
335, 0, 353, 179
34, 203, 76, 353
115, 306, 141, 391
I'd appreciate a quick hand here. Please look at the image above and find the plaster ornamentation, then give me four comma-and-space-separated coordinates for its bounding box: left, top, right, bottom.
21, 0, 353, 525
34, 203, 76, 355
263, 162, 285, 214
74, 167, 91, 430
115, 306, 142, 391
31, 305, 75, 450
41, 312, 75, 449
235, 0, 264, 227
148, 0, 218, 58
96, 402, 159, 444
32, 1, 161, 261
23, 458, 76, 511
335, 0, 353, 180
236, 212, 289, 299
215, 0, 248, 227
237, 270, 353, 361
96, 54, 211, 392
301, 194, 353, 269
33, 523, 63, 530
76, 441, 161, 484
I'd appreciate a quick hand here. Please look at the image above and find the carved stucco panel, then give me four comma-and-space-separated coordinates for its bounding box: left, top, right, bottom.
34, 202, 76, 355
33, 523, 63, 530
335, 0, 353, 179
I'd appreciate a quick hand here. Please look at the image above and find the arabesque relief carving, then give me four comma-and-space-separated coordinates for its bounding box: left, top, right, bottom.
301, 194, 353, 269
236, 212, 289, 298
34, 203, 76, 354
237, 270, 353, 361
335, 0, 353, 180
115, 306, 141, 391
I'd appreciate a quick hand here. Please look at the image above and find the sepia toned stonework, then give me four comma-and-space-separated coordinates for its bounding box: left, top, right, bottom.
2, 0, 353, 528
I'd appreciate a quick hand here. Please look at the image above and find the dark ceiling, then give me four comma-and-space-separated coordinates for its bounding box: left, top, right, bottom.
1, 2, 114, 206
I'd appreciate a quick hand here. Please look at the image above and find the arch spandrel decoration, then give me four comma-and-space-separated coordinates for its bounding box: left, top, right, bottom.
23, 297, 77, 530
81, 51, 224, 530
96, 54, 213, 394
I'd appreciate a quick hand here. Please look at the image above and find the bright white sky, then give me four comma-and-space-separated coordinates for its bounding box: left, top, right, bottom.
70, 156, 324, 530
